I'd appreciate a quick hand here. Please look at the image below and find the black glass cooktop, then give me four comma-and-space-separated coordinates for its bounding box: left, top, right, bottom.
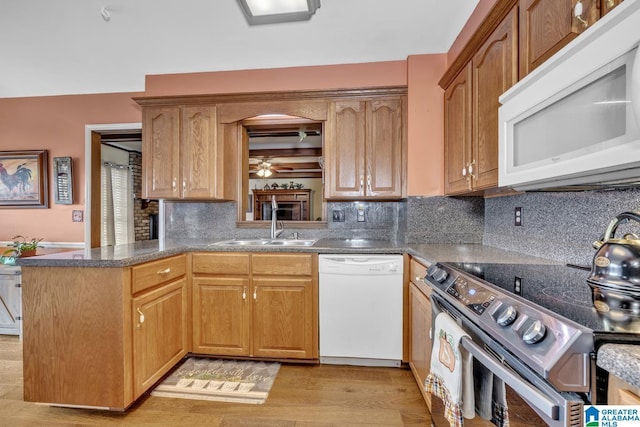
446, 262, 607, 332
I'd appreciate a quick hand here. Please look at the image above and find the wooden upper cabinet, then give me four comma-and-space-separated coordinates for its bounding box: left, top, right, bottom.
181, 105, 221, 198
444, 64, 473, 195
326, 100, 366, 198
143, 106, 181, 198
326, 96, 406, 199
444, 6, 517, 195
601, 0, 624, 16
141, 103, 230, 200
367, 98, 405, 197
472, 6, 518, 190
519, 0, 600, 77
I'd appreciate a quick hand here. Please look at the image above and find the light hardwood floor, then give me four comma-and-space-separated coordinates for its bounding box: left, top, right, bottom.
0, 335, 430, 426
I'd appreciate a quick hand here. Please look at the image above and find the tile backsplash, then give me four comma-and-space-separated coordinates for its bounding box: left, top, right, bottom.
163, 187, 640, 266
484, 188, 640, 265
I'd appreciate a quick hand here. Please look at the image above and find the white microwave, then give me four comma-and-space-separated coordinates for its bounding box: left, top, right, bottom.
499, 0, 640, 191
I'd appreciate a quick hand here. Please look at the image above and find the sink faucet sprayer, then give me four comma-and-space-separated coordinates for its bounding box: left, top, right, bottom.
270, 195, 284, 239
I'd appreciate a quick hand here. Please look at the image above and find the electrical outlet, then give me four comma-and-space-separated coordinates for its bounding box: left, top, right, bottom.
514, 277, 522, 295
332, 210, 345, 222
357, 205, 365, 222
514, 207, 523, 226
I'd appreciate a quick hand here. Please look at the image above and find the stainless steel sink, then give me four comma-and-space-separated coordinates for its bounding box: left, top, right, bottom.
211, 239, 317, 247
211, 239, 270, 246
265, 239, 317, 247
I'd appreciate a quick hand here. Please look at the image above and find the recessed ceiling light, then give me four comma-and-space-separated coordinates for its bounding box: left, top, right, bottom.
237, 0, 321, 25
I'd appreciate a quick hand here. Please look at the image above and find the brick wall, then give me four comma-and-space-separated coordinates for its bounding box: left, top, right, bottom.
130, 152, 159, 241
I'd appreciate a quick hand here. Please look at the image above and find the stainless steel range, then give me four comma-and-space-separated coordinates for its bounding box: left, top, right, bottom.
424, 261, 631, 427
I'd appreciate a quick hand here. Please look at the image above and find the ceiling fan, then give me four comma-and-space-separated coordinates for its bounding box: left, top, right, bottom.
250, 159, 293, 177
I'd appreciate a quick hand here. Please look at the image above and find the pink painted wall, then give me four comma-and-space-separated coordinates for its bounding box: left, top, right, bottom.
448, 0, 500, 66
145, 61, 407, 96
0, 93, 142, 242
407, 54, 447, 196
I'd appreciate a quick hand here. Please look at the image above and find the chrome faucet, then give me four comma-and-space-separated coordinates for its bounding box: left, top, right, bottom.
270, 195, 284, 239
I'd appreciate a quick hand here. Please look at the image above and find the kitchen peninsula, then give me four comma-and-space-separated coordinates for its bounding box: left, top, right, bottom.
16, 238, 558, 411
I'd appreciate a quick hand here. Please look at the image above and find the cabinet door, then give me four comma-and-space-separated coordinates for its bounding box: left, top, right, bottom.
444, 63, 473, 195
519, 0, 599, 77
472, 6, 518, 191
601, 0, 624, 16
409, 282, 432, 411
366, 98, 405, 198
142, 106, 181, 199
325, 100, 366, 198
192, 277, 250, 356
182, 105, 221, 199
251, 277, 317, 359
0, 273, 20, 335
132, 278, 188, 398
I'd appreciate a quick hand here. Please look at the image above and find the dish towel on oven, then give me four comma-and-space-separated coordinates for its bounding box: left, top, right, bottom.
425, 312, 474, 427
474, 359, 510, 427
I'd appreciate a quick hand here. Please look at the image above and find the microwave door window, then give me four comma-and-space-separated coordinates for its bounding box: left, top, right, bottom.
513, 65, 629, 169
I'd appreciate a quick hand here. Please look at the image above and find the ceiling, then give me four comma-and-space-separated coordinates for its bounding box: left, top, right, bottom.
0, 0, 479, 99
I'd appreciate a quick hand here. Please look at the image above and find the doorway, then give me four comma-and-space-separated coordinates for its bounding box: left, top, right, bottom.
84, 123, 150, 248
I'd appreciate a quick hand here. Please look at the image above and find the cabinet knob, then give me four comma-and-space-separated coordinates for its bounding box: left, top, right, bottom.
172, 178, 177, 191
367, 175, 372, 194
242, 286, 247, 301
461, 166, 467, 177
253, 288, 257, 301
360, 175, 364, 192
157, 268, 171, 275
468, 161, 475, 176
574, 0, 588, 27
183, 180, 186, 192
137, 308, 145, 326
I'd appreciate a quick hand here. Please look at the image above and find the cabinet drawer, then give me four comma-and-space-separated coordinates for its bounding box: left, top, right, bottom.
410, 258, 431, 297
192, 252, 250, 275
251, 253, 314, 276
410, 259, 427, 283
132, 254, 186, 294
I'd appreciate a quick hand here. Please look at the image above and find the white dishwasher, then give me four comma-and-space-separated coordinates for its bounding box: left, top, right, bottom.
319, 254, 403, 367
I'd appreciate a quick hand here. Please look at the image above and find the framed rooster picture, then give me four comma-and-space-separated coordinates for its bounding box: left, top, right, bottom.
0, 150, 48, 208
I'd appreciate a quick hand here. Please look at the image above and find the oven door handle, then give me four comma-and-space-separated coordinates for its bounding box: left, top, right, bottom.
460, 336, 560, 421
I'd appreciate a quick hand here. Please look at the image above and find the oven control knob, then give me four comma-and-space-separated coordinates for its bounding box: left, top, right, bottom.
522, 320, 546, 344
496, 306, 518, 326
427, 265, 449, 283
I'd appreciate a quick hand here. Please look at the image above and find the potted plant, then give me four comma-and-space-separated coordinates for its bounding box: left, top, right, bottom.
3, 235, 44, 258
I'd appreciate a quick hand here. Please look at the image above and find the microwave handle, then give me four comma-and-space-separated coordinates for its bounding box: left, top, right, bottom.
632, 45, 640, 126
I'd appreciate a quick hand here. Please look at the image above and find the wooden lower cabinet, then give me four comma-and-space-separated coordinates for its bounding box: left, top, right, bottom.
21, 254, 188, 410
608, 373, 640, 405
192, 252, 318, 360
132, 278, 188, 399
192, 276, 250, 356
252, 277, 316, 359
408, 258, 433, 411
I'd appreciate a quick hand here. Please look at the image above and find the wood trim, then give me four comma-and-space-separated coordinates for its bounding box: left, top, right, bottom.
133, 86, 408, 107
90, 132, 102, 248
438, 0, 518, 89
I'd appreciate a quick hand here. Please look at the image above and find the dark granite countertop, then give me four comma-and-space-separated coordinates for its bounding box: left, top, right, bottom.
13, 238, 556, 268
598, 344, 640, 389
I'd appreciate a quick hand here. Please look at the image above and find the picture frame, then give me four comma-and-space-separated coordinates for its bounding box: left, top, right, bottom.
53, 156, 73, 204
0, 150, 48, 208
